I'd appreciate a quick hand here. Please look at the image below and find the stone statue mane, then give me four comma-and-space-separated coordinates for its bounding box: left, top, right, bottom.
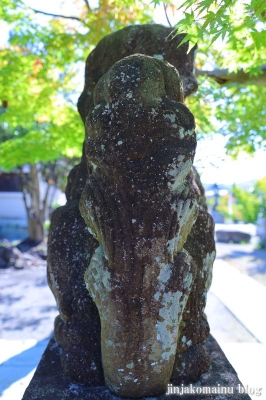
47, 24, 215, 399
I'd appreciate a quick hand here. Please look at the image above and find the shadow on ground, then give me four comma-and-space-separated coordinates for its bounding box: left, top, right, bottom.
216, 242, 266, 286
0, 339, 50, 396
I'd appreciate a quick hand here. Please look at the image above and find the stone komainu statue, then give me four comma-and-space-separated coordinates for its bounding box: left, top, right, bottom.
47, 24, 215, 398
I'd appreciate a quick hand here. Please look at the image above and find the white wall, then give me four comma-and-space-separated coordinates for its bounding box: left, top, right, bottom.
0, 192, 27, 220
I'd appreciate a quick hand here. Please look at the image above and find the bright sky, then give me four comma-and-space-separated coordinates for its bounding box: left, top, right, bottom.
194, 136, 266, 185
0, 1, 265, 187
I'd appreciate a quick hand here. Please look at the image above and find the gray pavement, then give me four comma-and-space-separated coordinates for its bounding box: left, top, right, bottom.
0, 263, 57, 399
0, 264, 57, 341
216, 242, 266, 287
205, 291, 258, 343
209, 258, 266, 344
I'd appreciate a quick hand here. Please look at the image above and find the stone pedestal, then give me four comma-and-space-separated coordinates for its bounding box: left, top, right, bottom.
22, 335, 251, 400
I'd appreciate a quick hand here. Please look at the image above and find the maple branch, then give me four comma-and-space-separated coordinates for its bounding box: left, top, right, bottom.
195, 65, 266, 86
163, 3, 172, 27
84, 0, 92, 12
31, 8, 83, 23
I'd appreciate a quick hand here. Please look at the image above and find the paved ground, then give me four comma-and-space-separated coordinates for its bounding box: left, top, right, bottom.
205, 291, 258, 343
216, 242, 266, 287
0, 264, 57, 341
0, 240, 265, 399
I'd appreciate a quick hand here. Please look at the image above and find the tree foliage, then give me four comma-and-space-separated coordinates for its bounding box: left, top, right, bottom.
231, 184, 260, 223
175, 0, 266, 69
1, 0, 265, 241
171, 0, 266, 155
0, 0, 152, 170
216, 177, 266, 223
0, 0, 154, 241
254, 177, 266, 218
0, 0, 266, 167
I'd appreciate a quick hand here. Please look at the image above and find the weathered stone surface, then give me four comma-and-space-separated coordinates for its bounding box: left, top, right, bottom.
67, 23, 198, 213
78, 53, 214, 397
77, 24, 197, 124
47, 201, 104, 385
47, 24, 215, 398
22, 335, 251, 400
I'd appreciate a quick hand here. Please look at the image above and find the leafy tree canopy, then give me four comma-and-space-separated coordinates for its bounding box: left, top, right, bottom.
175, 0, 265, 68
231, 184, 261, 223
254, 176, 266, 218
0, 0, 265, 171
215, 176, 266, 223
0, 0, 152, 170
172, 0, 266, 155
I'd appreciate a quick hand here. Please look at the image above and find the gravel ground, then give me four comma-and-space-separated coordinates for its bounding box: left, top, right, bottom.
0, 242, 58, 341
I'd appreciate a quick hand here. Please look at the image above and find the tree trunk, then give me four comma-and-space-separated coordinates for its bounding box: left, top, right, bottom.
27, 215, 44, 242
20, 163, 51, 243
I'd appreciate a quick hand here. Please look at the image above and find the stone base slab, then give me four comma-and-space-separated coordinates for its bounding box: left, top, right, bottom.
22, 335, 251, 399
